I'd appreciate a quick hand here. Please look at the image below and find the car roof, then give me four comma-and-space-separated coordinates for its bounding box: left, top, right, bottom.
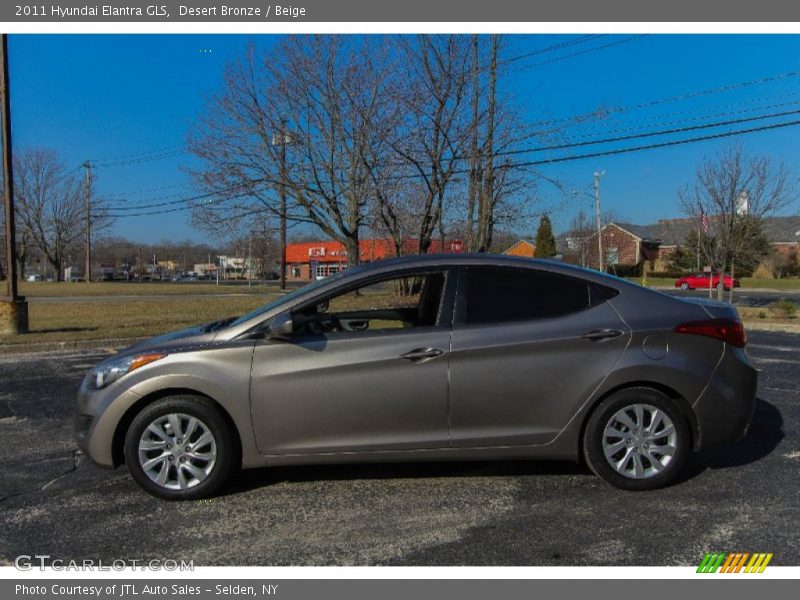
343, 253, 631, 287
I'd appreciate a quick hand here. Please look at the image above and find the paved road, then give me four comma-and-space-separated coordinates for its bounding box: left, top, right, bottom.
662, 288, 800, 307
0, 332, 797, 566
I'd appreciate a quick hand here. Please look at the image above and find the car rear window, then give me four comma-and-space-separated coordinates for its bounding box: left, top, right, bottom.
463, 267, 615, 324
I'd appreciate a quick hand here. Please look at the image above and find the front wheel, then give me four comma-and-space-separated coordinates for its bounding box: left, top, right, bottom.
680, 282, 689, 290
124, 395, 237, 500
583, 388, 690, 490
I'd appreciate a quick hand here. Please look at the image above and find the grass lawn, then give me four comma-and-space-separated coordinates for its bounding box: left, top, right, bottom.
738, 277, 800, 290
17, 280, 290, 298
0, 295, 276, 347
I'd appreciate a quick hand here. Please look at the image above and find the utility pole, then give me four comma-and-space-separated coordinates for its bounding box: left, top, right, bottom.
278, 119, 287, 291
594, 171, 605, 272
0, 34, 28, 333
82, 160, 93, 282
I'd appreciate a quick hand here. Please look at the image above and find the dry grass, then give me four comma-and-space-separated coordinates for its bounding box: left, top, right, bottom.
0, 295, 274, 346
17, 281, 279, 298
739, 304, 799, 324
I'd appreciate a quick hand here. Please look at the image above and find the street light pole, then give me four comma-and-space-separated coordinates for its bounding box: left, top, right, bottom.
594, 171, 605, 272
271, 119, 290, 291
82, 161, 93, 282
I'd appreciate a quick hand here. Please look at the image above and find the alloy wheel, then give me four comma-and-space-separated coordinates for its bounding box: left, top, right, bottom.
137, 413, 217, 490
601, 403, 677, 479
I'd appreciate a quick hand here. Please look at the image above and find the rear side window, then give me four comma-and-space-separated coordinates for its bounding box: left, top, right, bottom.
463, 267, 608, 324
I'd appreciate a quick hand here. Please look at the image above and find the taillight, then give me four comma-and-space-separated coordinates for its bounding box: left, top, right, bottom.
675, 318, 747, 347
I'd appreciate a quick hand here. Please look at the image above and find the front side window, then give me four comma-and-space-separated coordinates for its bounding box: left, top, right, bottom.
294, 272, 447, 336
462, 267, 596, 325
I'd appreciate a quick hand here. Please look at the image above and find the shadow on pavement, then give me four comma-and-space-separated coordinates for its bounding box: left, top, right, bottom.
224, 397, 783, 496
683, 397, 783, 478
223, 459, 591, 496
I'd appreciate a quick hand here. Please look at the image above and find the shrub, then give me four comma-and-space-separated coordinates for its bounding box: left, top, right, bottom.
773, 299, 798, 319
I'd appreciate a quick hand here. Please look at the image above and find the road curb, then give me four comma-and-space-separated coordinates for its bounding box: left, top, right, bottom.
0, 336, 147, 356
742, 322, 800, 333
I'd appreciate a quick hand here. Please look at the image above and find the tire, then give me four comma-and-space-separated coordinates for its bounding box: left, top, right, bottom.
583, 388, 690, 491
124, 395, 237, 500
679, 282, 689, 290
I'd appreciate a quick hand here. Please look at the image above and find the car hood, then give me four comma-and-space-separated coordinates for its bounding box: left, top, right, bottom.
122, 318, 235, 354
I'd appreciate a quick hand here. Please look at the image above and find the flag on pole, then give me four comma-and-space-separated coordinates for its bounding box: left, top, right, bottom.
700, 209, 709, 233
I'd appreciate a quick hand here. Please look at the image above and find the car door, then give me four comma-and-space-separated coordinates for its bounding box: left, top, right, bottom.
448, 266, 630, 447
250, 268, 455, 456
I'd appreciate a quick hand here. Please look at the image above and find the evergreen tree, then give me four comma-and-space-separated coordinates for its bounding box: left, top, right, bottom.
535, 214, 557, 257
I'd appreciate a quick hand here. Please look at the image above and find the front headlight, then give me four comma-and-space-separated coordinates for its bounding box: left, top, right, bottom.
89, 352, 168, 390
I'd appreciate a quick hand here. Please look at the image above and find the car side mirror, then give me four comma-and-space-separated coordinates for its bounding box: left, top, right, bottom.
268, 312, 294, 340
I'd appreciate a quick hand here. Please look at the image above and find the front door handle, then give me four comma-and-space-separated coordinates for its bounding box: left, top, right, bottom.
400, 347, 446, 363
580, 329, 624, 342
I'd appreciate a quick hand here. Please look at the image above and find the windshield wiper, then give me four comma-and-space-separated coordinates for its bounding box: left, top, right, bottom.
203, 316, 238, 333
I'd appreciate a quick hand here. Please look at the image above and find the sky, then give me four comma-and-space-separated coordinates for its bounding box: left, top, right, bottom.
7, 33, 800, 246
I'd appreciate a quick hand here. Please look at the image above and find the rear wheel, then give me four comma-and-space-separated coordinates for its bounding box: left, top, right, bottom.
583, 388, 690, 490
124, 395, 236, 500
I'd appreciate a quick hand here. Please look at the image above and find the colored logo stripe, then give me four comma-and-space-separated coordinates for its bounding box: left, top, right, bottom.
697, 552, 773, 573
697, 553, 726, 573
745, 553, 773, 573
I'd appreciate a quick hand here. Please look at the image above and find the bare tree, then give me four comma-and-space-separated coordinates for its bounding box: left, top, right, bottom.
679, 144, 797, 301
189, 37, 397, 267
567, 209, 593, 267
187, 43, 287, 242
461, 35, 539, 252
13, 149, 85, 281
389, 35, 473, 254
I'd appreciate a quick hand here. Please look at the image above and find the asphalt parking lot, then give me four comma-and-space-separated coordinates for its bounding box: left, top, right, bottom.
0, 331, 797, 566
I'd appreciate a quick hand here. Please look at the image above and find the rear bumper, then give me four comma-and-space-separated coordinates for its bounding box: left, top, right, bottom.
693, 345, 757, 448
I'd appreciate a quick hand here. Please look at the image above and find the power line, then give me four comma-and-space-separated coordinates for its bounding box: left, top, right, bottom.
504, 117, 800, 169
506, 35, 648, 75
99, 191, 250, 218
104, 190, 204, 210
498, 35, 607, 67
518, 68, 800, 132
104, 182, 190, 197
90, 144, 185, 165
490, 108, 800, 159
102, 117, 800, 219
93, 149, 188, 169
532, 93, 800, 142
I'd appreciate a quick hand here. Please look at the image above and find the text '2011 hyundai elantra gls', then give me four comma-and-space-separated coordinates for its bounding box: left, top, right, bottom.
76, 254, 757, 499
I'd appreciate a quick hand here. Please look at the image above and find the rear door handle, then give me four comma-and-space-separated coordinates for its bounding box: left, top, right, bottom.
580, 329, 624, 342
400, 347, 446, 363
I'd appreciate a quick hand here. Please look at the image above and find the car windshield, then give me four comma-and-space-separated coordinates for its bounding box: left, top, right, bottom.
226, 268, 354, 328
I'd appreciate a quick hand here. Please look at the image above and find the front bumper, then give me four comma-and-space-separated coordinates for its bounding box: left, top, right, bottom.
693, 345, 758, 448
75, 375, 142, 468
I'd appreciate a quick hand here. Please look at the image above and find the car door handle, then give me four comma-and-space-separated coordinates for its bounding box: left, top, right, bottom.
580, 329, 624, 342
400, 347, 446, 363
